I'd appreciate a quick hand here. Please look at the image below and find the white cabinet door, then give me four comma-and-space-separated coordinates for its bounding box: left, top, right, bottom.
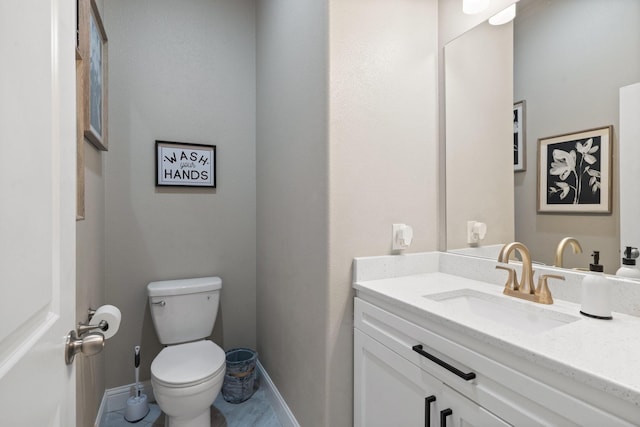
355, 329, 441, 427
438, 386, 510, 427
355, 329, 511, 427
0, 1, 77, 426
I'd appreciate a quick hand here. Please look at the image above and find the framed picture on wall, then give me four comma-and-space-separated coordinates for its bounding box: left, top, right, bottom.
513, 101, 526, 172
156, 141, 217, 188
537, 126, 613, 214
79, 0, 108, 151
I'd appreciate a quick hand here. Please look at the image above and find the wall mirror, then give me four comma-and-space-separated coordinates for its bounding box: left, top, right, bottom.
444, 0, 640, 273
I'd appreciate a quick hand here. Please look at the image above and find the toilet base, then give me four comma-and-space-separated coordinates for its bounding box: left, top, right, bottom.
165, 407, 210, 427
151, 341, 225, 427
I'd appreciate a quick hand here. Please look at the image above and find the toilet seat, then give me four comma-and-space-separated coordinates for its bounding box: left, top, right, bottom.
151, 340, 225, 388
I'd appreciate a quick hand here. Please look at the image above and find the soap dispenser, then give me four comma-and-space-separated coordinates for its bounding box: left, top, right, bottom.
580, 251, 612, 320
615, 246, 640, 279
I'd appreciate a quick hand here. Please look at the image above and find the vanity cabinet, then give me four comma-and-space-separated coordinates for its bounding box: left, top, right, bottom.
354, 297, 637, 427
355, 328, 509, 427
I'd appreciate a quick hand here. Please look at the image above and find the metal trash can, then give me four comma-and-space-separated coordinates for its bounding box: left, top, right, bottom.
222, 348, 258, 403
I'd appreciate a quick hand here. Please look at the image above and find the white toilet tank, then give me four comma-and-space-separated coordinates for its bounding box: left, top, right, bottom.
147, 276, 222, 345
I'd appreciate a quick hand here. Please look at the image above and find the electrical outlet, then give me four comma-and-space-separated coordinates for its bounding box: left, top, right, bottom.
392, 224, 413, 250
467, 221, 487, 245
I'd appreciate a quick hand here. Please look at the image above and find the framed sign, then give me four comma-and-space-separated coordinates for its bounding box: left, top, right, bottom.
156, 141, 216, 187
537, 126, 612, 214
513, 100, 526, 172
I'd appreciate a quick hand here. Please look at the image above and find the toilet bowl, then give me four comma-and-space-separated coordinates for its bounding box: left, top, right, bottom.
151, 340, 226, 427
147, 277, 225, 427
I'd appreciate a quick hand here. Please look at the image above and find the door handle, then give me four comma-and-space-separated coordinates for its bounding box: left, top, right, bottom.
412, 344, 476, 381
440, 408, 452, 427
425, 395, 436, 427
65, 330, 104, 364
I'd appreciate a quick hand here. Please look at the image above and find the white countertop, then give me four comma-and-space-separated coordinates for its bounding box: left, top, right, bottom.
354, 270, 640, 408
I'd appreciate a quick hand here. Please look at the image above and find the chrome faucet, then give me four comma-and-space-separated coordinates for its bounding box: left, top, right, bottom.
554, 237, 583, 268
497, 242, 564, 304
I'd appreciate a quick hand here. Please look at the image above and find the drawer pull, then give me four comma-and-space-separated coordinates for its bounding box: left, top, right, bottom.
412, 344, 476, 381
440, 408, 452, 427
425, 395, 436, 427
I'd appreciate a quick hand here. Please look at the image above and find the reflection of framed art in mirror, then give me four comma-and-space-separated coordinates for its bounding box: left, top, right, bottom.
537, 126, 612, 214
513, 100, 526, 172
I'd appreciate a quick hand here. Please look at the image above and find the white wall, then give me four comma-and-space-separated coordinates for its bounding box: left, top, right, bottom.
438, 0, 517, 250
514, 0, 640, 270
328, 1, 439, 424
445, 21, 514, 249
103, 0, 256, 388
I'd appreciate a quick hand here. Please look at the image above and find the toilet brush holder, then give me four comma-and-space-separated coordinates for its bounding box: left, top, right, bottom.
124, 389, 149, 423
124, 346, 150, 423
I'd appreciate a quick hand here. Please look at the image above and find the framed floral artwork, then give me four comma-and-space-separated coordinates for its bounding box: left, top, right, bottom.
537, 126, 612, 213
514, 101, 526, 172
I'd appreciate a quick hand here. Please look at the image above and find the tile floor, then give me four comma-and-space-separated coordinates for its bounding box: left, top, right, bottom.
101, 386, 282, 427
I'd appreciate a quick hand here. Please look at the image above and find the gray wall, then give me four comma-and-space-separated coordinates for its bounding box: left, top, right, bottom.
256, 1, 439, 426
256, 0, 330, 424
76, 145, 106, 426
78, 2, 488, 425
103, 0, 257, 388
514, 0, 640, 271
76, 0, 106, 424
76, 144, 106, 427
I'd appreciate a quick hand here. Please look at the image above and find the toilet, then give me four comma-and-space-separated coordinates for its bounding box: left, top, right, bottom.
147, 277, 226, 427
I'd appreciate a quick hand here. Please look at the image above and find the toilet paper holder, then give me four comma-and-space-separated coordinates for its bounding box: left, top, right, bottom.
76, 307, 110, 336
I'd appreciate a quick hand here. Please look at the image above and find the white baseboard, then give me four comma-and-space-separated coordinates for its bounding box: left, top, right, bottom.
95, 363, 299, 427
94, 380, 154, 427
257, 360, 300, 427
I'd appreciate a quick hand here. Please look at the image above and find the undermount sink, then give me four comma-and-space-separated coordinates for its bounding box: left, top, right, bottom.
425, 289, 580, 334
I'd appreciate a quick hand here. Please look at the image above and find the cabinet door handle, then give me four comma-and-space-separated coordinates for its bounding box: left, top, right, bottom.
440, 408, 452, 427
425, 395, 436, 427
412, 344, 476, 381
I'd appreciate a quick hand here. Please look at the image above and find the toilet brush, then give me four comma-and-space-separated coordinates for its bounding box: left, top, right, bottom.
124, 346, 150, 423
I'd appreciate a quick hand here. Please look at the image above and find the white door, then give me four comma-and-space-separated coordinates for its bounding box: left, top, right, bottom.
0, 1, 77, 426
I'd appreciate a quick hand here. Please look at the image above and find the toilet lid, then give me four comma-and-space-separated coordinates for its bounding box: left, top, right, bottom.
151, 340, 225, 386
